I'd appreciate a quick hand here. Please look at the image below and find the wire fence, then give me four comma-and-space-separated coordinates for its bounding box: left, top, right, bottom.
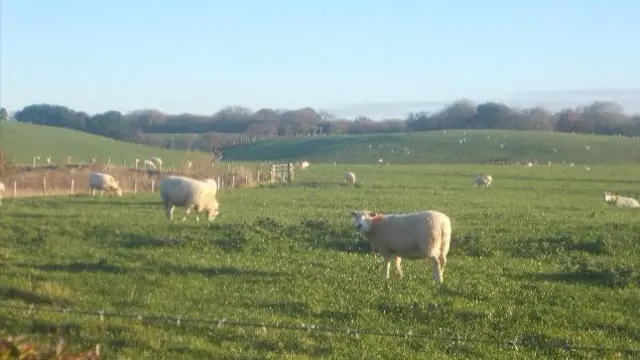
1, 303, 638, 355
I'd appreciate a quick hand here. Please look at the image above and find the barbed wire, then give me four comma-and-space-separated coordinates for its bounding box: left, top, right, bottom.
1, 303, 638, 355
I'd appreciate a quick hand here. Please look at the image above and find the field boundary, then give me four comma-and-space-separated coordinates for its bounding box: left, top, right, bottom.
2, 303, 637, 355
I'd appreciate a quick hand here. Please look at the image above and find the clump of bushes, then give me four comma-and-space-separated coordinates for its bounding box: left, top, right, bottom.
0, 334, 101, 360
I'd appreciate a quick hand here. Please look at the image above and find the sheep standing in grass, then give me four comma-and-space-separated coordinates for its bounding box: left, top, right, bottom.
345, 171, 356, 185
200, 178, 218, 195
89, 172, 123, 197
299, 161, 310, 170
351, 210, 453, 284
603, 191, 640, 208
159, 175, 220, 222
473, 174, 493, 187
0, 181, 4, 205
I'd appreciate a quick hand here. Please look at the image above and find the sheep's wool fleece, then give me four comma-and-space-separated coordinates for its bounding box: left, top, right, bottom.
363, 211, 451, 259
160, 176, 217, 207
89, 173, 118, 189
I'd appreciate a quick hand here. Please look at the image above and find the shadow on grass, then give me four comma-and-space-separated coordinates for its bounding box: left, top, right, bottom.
156, 264, 282, 279
0, 287, 61, 305
298, 219, 371, 254
509, 232, 613, 259
33, 260, 126, 274
118, 234, 183, 249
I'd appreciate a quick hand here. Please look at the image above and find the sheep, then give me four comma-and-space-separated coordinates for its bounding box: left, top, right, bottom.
603, 191, 640, 208
473, 174, 493, 187
344, 171, 356, 185
0, 181, 4, 205
351, 210, 453, 284
299, 161, 310, 170
200, 178, 218, 196
159, 175, 220, 222
151, 156, 163, 169
143, 159, 156, 169
89, 172, 123, 197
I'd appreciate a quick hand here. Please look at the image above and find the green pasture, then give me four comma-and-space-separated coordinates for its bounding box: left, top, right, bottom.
0, 122, 210, 166
223, 129, 640, 165
1, 164, 639, 359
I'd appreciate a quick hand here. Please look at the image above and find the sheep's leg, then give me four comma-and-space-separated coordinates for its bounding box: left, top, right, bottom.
438, 253, 447, 281
382, 255, 391, 279
164, 201, 174, 221
430, 255, 443, 284
394, 256, 403, 278
181, 207, 192, 222
91, 188, 96, 197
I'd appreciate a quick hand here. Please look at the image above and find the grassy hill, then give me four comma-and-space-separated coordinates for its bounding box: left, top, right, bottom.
0, 122, 210, 166
222, 130, 640, 165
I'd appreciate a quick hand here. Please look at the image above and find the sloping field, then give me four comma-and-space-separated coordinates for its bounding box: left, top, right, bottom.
222, 130, 640, 165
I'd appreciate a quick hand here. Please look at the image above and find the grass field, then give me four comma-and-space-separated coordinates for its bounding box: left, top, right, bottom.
222, 130, 640, 165
1, 164, 639, 359
0, 122, 210, 165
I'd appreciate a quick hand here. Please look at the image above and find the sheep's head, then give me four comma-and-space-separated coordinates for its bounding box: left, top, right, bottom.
115, 187, 123, 197
351, 210, 378, 232
206, 202, 220, 221
604, 191, 616, 203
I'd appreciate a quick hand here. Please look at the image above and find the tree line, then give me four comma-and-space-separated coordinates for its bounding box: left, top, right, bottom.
3, 99, 640, 151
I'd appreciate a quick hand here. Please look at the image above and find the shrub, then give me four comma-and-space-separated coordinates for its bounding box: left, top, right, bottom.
0, 334, 100, 360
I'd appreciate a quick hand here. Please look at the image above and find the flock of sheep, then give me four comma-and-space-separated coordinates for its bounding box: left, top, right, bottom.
0, 164, 637, 289
87, 172, 220, 222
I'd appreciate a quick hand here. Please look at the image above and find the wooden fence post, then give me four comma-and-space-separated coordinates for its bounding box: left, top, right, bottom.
232, 176, 235, 188
134, 178, 138, 194
151, 179, 155, 193
12, 180, 17, 201
70, 179, 75, 195
42, 177, 47, 196
287, 162, 294, 184
269, 164, 276, 183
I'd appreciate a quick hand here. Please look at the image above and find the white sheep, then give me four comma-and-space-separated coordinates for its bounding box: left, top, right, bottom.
143, 159, 156, 169
345, 171, 356, 185
351, 210, 453, 284
603, 191, 640, 208
473, 174, 493, 187
200, 178, 218, 196
89, 172, 123, 197
151, 156, 163, 169
159, 175, 220, 222
299, 161, 310, 170
0, 181, 5, 205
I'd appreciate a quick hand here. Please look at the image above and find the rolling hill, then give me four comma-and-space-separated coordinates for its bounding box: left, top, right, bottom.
222, 130, 640, 165
0, 122, 210, 166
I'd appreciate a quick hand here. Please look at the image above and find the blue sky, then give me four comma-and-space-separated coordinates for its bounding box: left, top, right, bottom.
1, 0, 639, 115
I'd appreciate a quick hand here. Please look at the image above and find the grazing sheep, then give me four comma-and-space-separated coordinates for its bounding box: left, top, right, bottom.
151, 156, 163, 169
89, 172, 123, 197
345, 171, 356, 185
159, 175, 220, 222
299, 161, 310, 170
473, 174, 493, 187
0, 181, 4, 205
603, 191, 640, 208
200, 178, 219, 196
351, 210, 453, 284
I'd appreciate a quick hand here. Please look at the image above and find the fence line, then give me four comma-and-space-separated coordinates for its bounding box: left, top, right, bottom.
1, 303, 638, 355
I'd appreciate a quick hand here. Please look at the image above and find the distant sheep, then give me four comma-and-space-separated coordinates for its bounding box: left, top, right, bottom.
344, 171, 356, 185
89, 172, 123, 197
159, 175, 220, 222
473, 174, 493, 187
151, 157, 163, 169
0, 181, 4, 205
299, 161, 310, 170
603, 191, 640, 208
143, 159, 157, 169
351, 210, 453, 284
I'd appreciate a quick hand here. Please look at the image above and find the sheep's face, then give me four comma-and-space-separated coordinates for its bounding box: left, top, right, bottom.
115, 188, 123, 196
206, 204, 220, 221
604, 192, 616, 203
351, 210, 377, 232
